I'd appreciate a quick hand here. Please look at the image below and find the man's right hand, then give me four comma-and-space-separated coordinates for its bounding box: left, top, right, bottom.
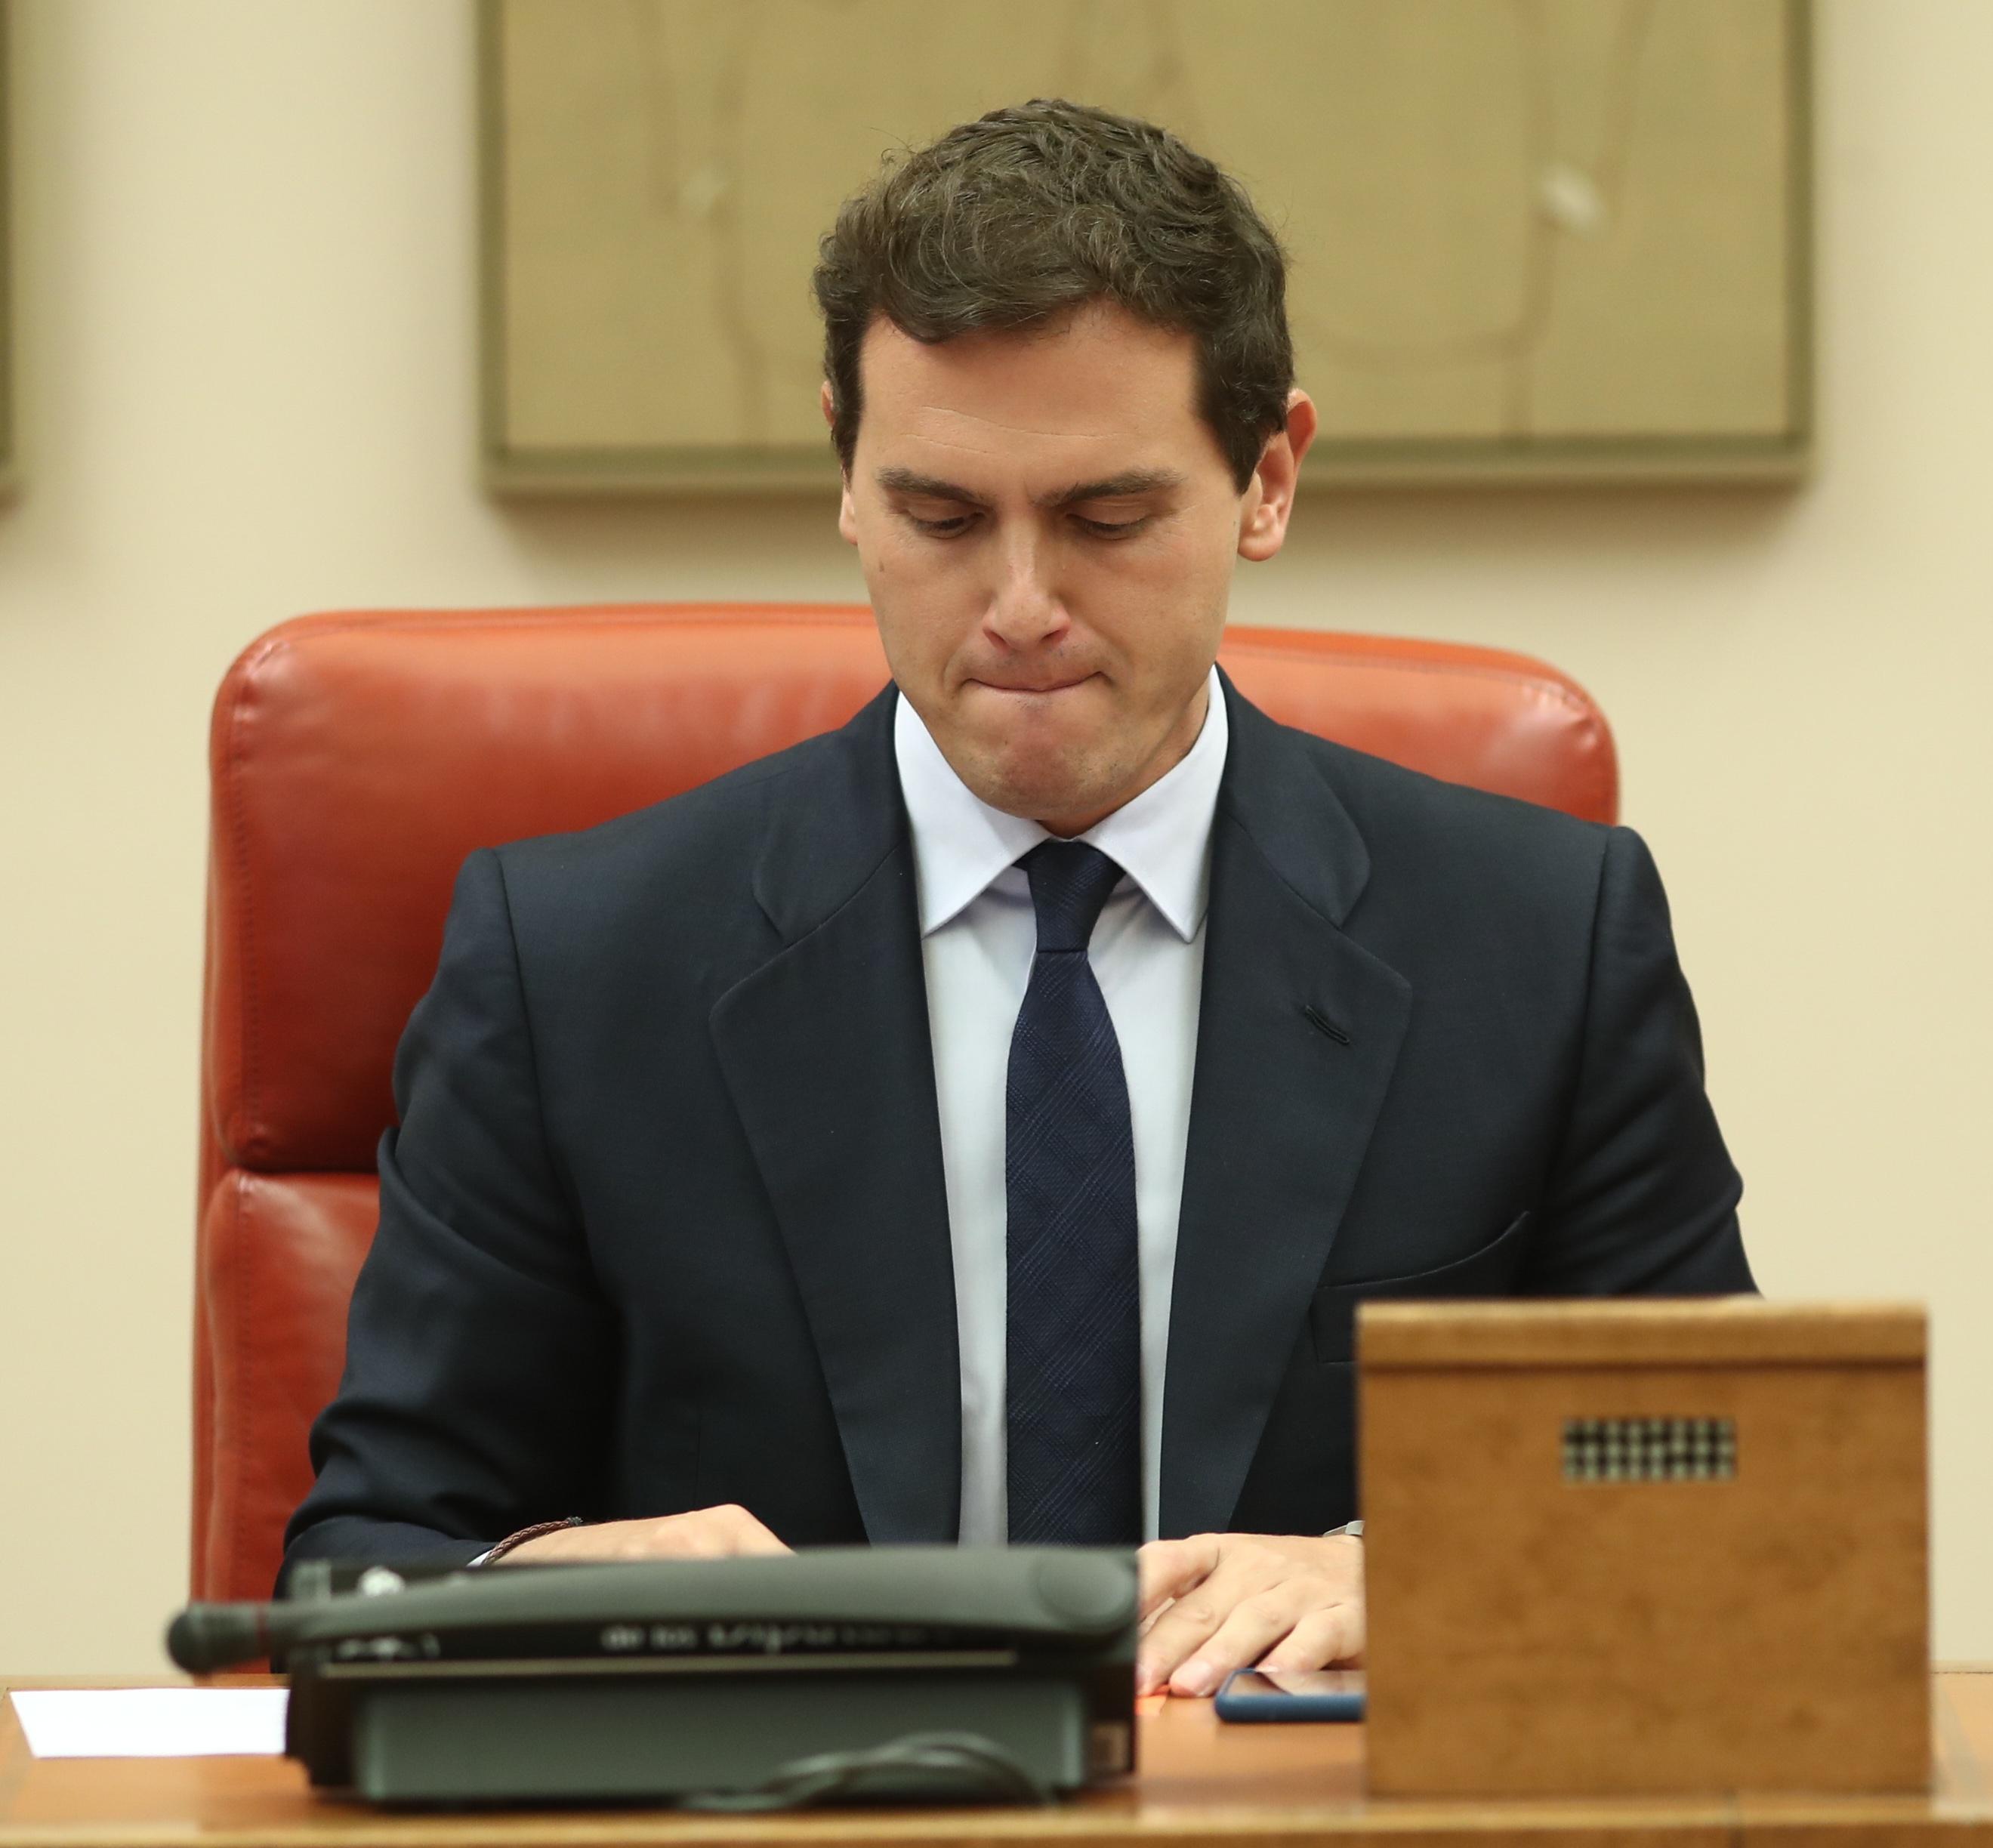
495, 1504, 791, 1564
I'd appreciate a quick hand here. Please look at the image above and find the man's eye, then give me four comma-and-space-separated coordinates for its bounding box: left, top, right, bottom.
1075, 515, 1149, 539
907, 511, 976, 538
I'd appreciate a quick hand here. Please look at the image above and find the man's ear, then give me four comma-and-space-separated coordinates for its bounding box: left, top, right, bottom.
822, 381, 858, 545
1238, 388, 1318, 563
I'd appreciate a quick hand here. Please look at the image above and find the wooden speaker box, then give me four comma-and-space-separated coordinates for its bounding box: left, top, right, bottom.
1359, 1301, 1929, 1798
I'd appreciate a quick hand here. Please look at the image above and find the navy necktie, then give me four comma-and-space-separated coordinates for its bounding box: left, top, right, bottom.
1005, 840, 1142, 1546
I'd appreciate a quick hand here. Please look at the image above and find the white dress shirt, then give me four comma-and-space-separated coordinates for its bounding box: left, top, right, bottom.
893, 671, 1229, 1544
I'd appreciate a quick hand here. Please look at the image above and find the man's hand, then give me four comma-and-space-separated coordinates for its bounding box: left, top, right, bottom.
1135, 1532, 1364, 1696
496, 1504, 791, 1564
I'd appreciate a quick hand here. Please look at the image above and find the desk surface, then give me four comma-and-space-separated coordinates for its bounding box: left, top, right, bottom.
5, 1672, 1993, 1848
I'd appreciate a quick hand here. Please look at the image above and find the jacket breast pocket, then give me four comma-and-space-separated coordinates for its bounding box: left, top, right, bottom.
1308, 1209, 1535, 1366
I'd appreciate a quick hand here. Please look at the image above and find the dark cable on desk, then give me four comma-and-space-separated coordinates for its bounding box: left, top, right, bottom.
677, 1730, 1054, 1810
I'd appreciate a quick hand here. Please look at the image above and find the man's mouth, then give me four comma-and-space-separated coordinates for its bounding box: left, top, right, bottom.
971, 672, 1097, 695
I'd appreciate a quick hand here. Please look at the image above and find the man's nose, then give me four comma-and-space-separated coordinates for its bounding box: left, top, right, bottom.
983, 529, 1070, 650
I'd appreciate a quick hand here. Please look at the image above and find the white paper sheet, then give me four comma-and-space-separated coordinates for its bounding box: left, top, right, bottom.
8, 1688, 288, 1758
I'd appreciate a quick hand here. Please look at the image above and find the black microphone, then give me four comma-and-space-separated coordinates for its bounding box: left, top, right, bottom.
166, 1602, 286, 1673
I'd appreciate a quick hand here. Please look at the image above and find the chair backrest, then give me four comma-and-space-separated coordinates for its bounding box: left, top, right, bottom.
194, 603, 1618, 1602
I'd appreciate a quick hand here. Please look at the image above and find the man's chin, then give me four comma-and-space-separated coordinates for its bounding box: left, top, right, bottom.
931, 699, 1145, 827
958, 754, 1121, 830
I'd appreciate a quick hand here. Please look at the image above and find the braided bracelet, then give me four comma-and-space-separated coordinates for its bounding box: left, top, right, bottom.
478, 1514, 585, 1565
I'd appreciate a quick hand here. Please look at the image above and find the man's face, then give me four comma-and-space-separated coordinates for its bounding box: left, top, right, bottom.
831, 302, 1312, 835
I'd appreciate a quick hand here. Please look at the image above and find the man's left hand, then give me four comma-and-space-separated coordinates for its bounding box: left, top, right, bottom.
1135, 1532, 1365, 1696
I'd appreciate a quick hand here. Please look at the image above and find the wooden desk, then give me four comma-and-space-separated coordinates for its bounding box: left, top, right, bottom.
5, 1673, 1993, 1848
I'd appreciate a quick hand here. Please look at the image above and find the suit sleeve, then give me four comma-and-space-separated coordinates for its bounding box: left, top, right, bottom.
282, 848, 618, 1583
1528, 826, 1755, 1294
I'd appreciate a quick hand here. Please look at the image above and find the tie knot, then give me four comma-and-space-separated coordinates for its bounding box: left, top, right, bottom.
1020, 840, 1123, 953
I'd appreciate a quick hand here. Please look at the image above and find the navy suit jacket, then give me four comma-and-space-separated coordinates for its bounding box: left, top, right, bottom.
285, 674, 1751, 1575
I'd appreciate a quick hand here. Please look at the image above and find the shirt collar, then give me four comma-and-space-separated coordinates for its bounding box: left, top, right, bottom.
893, 666, 1228, 943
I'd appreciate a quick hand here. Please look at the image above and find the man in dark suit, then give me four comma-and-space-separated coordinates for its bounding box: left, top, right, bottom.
288, 101, 1750, 1697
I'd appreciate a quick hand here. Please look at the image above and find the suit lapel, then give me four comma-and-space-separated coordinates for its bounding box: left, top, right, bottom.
708, 689, 961, 1544
1161, 678, 1412, 1538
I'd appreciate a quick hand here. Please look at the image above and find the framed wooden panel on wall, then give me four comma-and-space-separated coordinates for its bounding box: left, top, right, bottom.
479, 0, 1813, 495
0, 0, 14, 498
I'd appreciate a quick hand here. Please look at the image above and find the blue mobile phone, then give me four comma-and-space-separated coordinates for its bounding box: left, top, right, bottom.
1214, 1668, 1366, 1722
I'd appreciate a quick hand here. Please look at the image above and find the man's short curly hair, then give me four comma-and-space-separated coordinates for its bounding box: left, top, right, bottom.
812, 100, 1293, 492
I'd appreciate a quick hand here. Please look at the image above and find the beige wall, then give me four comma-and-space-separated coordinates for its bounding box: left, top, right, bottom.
1, 0, 1987, 1674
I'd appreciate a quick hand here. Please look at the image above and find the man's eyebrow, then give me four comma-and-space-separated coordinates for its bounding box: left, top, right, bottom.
1035, 470, 1185, 509
874, 467, 991, 507
872, 466, 1186, 509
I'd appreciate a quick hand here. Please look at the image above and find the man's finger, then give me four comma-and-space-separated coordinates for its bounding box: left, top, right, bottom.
1136, 1550, 1283, 1692
1164, 1582, 1322, 1697
1137, 1533, 1223, 1618
714, 1505, 792, 1555
1136, 1587, 1230, 1695
731, 1528, 792, 1555
1255, 1600, 1364, 1674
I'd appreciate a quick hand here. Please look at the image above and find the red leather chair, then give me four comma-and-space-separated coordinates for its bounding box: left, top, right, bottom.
193, 604, 1618, 1603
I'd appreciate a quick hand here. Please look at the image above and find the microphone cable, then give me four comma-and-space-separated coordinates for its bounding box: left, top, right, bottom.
677, 1729, 1054, 1810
